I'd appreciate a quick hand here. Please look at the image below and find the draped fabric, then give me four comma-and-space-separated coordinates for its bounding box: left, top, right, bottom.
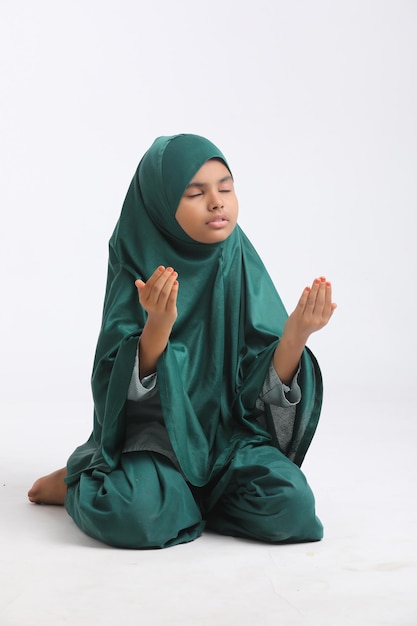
65, 134, 323, 488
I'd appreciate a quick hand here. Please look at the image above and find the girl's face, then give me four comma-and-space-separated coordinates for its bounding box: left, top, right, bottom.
175, 159, 239, 243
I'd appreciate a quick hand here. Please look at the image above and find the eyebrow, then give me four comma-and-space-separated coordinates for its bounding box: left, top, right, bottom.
185, 175, 233, 190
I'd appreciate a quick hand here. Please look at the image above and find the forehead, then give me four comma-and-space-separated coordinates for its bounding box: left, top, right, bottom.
188, 159, 232, 184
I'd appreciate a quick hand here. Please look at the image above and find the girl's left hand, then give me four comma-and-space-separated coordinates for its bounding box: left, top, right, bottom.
284, 277, 337, 344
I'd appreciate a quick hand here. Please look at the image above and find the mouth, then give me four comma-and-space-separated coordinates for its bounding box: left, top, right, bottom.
206, 216, 229, 225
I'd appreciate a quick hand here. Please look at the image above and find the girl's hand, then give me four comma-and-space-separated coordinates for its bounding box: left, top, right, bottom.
135, 265, 179, 329
135, 266, 179, 378
284, 276, 337, 344
273, 277, 336, 385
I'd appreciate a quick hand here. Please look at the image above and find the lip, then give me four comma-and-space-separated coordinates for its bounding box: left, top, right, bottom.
205, 215, 229, 225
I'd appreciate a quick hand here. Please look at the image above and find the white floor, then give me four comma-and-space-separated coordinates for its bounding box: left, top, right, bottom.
1, 387, 416, 626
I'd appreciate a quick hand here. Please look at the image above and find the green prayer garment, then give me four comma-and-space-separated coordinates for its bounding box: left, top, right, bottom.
64, 134, 324, 548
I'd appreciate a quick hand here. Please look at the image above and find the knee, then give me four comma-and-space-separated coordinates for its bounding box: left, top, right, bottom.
65, 476, 149, 548
66, 465, 203, 549
254, 476, 323, 543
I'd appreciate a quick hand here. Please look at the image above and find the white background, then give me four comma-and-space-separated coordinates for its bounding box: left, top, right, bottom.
1, 0, 416, 407
1, 3, 417, 625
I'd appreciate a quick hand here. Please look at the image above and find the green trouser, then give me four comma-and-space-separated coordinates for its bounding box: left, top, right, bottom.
65, 443, 323, 549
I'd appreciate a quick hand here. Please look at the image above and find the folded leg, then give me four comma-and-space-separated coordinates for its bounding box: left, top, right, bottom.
206, 443, 323, 544
65, 451, 204, 549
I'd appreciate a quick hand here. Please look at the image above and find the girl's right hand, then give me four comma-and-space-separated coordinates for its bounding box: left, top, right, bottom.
135, 266, 179, 328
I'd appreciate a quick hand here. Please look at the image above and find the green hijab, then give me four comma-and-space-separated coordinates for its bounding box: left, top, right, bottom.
66, 134, 323, 487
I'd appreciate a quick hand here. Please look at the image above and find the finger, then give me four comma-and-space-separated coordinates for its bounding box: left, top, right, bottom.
323, 281, 333, 313
313, 279, 327, 315
314, 280, 336, 325
135, 280, 147, 304
156, 270, 178, 308
135, 267, 164, 302
167, 279, 179, 310
145, 267, 175, 305
145, 266, 166, 290
295, 286, 311, 313
324, 282, 337, 319
305, 278, 321, 310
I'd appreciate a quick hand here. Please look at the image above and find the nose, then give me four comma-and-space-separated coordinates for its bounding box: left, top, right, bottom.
208, 191, 224, 211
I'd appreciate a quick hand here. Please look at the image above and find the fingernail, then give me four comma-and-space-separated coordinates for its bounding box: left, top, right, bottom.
326, 281, 331, 286
314, 279, 321, 284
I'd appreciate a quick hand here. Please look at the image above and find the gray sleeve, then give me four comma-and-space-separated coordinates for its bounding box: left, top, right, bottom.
259, 362, 301, 407
254, 362, 301, 455
127, 340, 158, 402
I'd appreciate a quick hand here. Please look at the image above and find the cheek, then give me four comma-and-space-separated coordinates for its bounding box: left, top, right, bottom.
175, 207, 198, 235
232, 199, 239, 220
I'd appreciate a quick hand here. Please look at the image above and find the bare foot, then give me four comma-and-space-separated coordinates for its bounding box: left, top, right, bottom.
28, 467, 67, 505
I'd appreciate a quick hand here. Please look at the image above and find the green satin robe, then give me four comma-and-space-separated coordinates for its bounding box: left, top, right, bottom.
65, 134, 323, 490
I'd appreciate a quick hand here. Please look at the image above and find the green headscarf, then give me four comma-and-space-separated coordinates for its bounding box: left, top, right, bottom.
65, 134, 323, 487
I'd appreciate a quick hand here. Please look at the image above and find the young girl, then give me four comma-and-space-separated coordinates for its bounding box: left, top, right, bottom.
28, 133, 336, 549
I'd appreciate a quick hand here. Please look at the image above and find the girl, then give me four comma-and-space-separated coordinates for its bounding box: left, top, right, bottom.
28, 134, 336, 548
